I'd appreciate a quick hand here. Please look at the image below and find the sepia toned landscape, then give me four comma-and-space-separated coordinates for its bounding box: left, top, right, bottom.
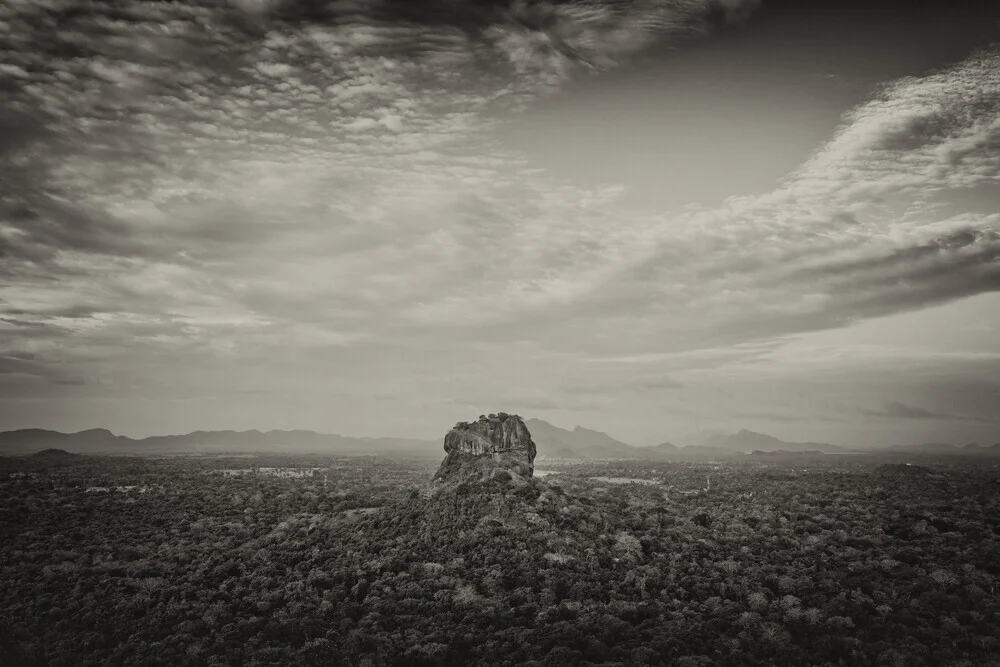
2, 0, 1000, 664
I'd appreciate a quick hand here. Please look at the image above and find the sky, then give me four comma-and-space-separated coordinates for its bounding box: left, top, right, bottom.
1, 0, 999, 447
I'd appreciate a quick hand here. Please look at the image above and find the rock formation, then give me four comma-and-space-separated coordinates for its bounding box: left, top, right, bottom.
433, 413, 537, 482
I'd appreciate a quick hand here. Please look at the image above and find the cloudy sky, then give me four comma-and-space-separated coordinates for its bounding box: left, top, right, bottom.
1, 0, 999, 447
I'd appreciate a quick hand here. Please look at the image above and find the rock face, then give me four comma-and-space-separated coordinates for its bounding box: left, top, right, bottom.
433, 413, 537, 482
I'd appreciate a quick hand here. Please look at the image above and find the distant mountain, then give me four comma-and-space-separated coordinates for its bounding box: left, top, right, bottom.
699, 429, 844, 453
0, 428, 127, 453
12, 421, 989, 460
0, 428, 440, 457
0, 420, 712, 460
526, 419, 729, 461
526, 419, 639, 459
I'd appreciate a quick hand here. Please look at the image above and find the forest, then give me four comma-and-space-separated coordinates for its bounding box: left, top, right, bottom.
1, 451, 999, 666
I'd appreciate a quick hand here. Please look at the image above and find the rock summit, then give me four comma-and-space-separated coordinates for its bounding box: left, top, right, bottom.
433, 413, 537, 482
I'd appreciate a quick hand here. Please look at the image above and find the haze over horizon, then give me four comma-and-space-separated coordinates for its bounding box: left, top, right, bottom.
2, 0, 999, 448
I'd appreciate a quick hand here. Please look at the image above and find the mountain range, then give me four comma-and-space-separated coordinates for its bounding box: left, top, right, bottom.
0, 422, 997, 458
696, 429, 846, 453
0, 428, 440, 457
527, 422, 855, 458
525, 419, 641, 459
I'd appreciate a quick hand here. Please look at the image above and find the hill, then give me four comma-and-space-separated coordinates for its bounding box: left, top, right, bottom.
525, 419, 639, 459
30, 448, 85, 460
699, 429, 844, 453
527, 420, 716, 461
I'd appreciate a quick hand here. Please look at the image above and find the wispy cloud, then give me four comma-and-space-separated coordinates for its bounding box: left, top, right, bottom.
0, 1, 997, 439
558, 47, 1000, 355
0, 0, 763, 381
861, 401, 998, 423
485, 0, 761, 86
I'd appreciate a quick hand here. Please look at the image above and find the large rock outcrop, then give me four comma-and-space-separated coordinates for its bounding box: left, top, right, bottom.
433, 413, 536, 482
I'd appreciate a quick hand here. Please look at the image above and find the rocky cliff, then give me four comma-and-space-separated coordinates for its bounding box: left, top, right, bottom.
433, 413, 537, 482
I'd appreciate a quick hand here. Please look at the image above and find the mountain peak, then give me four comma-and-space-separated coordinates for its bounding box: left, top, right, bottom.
31, 448, 83, 459
701, 429, 840, 453
75, 428, 115, 438
652, 442, 678, 450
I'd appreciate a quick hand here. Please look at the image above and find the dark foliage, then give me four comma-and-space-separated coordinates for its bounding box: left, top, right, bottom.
1, 454, 998, 666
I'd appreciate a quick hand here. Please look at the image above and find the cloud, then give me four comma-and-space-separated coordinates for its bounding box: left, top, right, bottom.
379, 113, 404, 132
487, 0, 762, 83
564, 46, 1000, 355
51, 378, 86, 386
0, 353, 85, 387
449, 388, 612, 413
861, 401, 997, 423
255, 62, 294, 77
230, 0, 282, 15
0, 0, 996, 435
0, 354, 48, 377
792, 48, 1000, 196
345, 117, 380, 132
877, 402, 942, 420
